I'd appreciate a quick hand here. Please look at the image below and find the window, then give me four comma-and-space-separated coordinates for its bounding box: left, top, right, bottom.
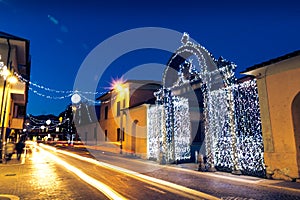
105, 130, 108, 141
117, 128, 125, 141
94, 127, 97, 140
117, 101, 120, 116
104, 106, 108, 119
117, 128, 120, 141
13, 104, 25, 118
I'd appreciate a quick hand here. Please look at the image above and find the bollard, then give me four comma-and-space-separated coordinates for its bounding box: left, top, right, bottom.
197, 153, 206, 171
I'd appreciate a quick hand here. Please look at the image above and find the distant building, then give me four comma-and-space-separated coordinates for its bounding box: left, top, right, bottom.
26, 105, 79, 143
73, 103, 100, 144
242, 50, 300, 180
98, 80, 161, 158
0, 32, 31, 144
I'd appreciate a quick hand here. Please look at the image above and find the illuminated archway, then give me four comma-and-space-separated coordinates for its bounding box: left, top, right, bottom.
157, 33, 238, 171
149, 33, 265, 176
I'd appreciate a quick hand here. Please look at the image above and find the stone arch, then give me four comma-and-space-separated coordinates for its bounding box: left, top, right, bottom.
292, 92, 300, 176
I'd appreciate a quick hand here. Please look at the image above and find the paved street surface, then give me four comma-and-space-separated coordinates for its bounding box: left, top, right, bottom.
0, 148, 108, 200
1, 142, 300, 200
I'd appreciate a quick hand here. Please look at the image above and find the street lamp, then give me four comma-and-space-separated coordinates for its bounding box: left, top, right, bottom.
71, 93, 81, 145
7, 76, 18, 84
71, 93, 81, 104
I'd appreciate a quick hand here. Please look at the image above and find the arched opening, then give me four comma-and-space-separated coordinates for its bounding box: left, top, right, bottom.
292, 92, 300, 176
131, 120, 138, 153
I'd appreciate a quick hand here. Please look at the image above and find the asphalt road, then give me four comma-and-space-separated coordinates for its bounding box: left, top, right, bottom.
38, 144, 300, 200
38, 145, 214, 199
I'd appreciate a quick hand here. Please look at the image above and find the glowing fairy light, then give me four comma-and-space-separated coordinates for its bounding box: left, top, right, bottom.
27, 114, 71, 131
147, 105, 162, 160
233, 79, 265, 176
173, 97, 191, 161
210, 79, 265, 176
14, 72, 103, 103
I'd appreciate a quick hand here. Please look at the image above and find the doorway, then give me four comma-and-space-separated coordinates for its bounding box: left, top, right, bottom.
292, 92, 300, 176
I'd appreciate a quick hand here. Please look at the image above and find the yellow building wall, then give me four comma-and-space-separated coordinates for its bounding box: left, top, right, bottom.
98, 81, 159, 158
0, 83, 13, 136
99, 83, 129, 149
263, 67, 300, 178
123, 105, 148, 158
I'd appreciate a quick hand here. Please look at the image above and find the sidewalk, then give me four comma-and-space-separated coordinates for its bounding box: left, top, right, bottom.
0, 153, 23, 165
0, 154, 25, 200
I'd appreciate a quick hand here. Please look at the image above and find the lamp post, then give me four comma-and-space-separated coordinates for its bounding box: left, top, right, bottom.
113, 81, 124, 154
46, 119, 52, 140
71, 93, 81, 145
40, 125, 46, 141
120, 110, 123, 154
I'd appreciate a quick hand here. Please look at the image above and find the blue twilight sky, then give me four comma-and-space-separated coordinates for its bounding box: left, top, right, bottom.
0, 0, 299, 116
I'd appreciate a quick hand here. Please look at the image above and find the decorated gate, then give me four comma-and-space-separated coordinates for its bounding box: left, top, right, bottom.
147, 33, 265, 177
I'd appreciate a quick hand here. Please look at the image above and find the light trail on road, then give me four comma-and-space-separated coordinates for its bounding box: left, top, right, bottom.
36, 145, 126, 200
40, 144, 220, 200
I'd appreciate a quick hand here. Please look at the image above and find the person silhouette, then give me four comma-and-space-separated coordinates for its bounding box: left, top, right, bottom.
16, 140, 25, 160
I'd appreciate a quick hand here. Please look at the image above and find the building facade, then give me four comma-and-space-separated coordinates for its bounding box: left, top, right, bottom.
73, 103, 100, 145
98, 80, 161, 158
0, 32, 30, 161
242, 50, 300, 180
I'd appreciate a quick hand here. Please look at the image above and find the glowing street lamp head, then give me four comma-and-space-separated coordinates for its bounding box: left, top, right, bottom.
115, 83, 123, 92
71, 93, 81, 104
7, 75, 18, 84
110, 78, 126, 92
